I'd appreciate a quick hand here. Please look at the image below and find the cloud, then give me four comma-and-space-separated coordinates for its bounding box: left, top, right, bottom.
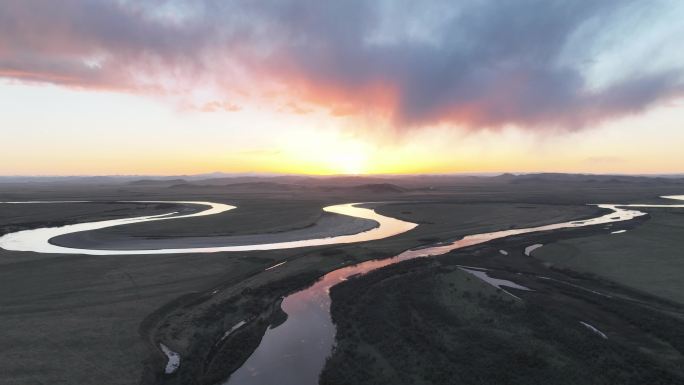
199, 101, 241, 112
280, 102, 313, 115
1, 0, 683, 132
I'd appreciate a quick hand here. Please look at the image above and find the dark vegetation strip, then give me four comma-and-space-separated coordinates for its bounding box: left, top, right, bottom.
322, 255, 684, 385
147, 270, 321, 385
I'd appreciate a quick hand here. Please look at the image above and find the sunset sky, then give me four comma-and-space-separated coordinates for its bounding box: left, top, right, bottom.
1, 0, 683, 176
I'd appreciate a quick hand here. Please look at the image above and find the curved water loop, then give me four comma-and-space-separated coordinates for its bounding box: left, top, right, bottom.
0, 201, 417, 255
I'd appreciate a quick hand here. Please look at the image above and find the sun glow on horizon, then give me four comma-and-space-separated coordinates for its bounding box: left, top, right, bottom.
2, 2, 684, 177
2, 83, 684, 176
327, 151, 368, 175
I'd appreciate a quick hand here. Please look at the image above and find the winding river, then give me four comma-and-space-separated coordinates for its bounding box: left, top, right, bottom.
2, 196, 684, 384
0, 201, 417, 255
224, 196, 684, 385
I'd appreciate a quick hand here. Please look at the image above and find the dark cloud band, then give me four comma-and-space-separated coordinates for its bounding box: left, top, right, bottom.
1, 0, 681, 130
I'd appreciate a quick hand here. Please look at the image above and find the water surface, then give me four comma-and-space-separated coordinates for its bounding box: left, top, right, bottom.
0, 202, 417, 255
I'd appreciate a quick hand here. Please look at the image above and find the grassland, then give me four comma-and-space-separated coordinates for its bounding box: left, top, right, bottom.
144, 201, 604, 385
322, 234, 684, 385
0, 174, 683, 385
534, 207, 684, 304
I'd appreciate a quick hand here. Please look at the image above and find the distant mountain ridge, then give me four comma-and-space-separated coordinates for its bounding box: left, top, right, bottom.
1, 172, 683, 186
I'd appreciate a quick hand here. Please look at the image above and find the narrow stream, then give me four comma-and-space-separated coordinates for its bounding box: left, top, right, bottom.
225, 197, 684, 385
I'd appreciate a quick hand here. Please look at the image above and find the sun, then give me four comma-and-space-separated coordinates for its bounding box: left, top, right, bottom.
329, 151, 368, 175
279, 131, 373, 175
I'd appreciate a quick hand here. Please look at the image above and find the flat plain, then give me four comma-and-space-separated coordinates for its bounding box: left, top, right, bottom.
1, 174, 684, 385
534, 207, 684, 304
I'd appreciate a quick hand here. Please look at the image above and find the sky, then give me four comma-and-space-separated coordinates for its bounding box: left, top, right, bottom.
1, 0, 683, 176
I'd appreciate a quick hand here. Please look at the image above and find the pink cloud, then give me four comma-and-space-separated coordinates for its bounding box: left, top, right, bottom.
1, 0, 682, 133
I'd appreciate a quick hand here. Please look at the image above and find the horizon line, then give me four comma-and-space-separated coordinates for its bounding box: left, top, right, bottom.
2, 171, 684, 179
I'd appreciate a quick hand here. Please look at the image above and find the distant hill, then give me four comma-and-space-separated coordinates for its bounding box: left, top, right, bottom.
222, 182, 306, 190
345, 183, 406, 193
128, 179, 187, 186
501, 173, 684, 185
2, 172, 683, 188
